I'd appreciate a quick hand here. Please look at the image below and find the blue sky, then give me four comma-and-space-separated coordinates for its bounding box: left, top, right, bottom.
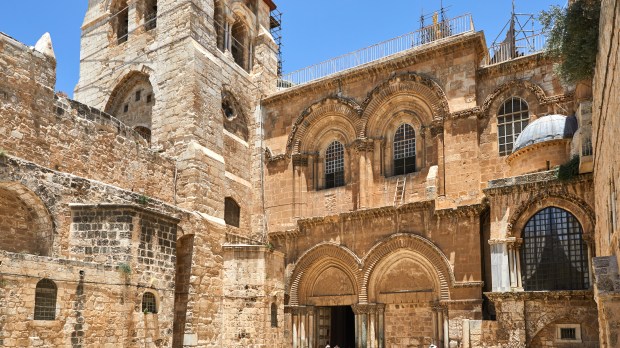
0, 1, 564, 96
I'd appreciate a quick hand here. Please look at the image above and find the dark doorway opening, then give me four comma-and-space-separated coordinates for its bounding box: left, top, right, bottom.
329, 306, 355, 348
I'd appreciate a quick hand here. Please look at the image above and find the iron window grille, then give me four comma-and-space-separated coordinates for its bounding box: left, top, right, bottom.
325, 141, 345, 189
497, 97, 529, 156
142, 292, 157, 314
560, 328, 576, 340
520, 207, 589, 291
34, 279, 57, 320
393, 124, 416, 175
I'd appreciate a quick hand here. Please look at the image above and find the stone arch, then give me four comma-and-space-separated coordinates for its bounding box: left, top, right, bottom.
361, 72, 449, 138
361, 233, 454, 302
480, 80, 548, 119
507, 193, 595, 240
286, 96, 362, 156
0, 182, 54, 256
289, 243, 361, 306
528, 308, 598, 346
105, 71, 155, 142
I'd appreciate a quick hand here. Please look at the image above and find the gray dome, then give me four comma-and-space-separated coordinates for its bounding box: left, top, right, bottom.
513, 114, 573, 153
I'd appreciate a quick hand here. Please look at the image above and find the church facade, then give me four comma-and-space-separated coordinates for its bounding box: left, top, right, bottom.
0, 0, 616, 347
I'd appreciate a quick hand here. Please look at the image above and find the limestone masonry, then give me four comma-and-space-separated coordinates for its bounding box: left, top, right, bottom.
0, 0, 618, 347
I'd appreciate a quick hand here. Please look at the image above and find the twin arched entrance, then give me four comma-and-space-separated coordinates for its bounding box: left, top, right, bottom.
288, 234, 453, 348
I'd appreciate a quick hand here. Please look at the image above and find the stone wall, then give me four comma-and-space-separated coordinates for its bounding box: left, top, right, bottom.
592, 0, 620, 346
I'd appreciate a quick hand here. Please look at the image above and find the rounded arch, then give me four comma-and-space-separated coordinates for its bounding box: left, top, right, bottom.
289, 243, 361, 306
481, 80, 548, 118
286, 96, 362, 156
361, 72, 449, 137
0, 182, 54, 256
507, 193, 595, 240
361, 234, 454, 301
141, 290, 159, 314
221, 90, 249, 141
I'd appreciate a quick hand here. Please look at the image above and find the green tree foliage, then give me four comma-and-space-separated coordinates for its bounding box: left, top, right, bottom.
539, 0, 601, 83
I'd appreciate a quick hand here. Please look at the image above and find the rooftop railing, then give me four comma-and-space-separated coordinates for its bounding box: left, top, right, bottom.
277, 13, 475, 89
482, 32, 547, 66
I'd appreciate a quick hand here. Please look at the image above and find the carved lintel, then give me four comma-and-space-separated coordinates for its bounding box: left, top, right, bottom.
449, 107, 481, 120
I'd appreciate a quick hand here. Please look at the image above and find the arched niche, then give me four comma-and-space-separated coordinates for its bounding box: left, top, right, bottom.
0, 182, 54, 256
105, 71, 155, 143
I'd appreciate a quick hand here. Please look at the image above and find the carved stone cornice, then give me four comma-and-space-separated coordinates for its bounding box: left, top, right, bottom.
265, 147, 288, 163
449, 107, 481, 120
484, 290, 594, 302
352, 138, 375, 152
434, 202, 488, 218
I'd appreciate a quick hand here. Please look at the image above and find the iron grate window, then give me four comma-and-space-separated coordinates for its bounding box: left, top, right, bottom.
325, 141, 345, 189
560, 327, 577, 340
34, 279, 57, 320
393, 124, 416, 175
142, 292, 157, 314
520, 207, 589, 291
497, 97, 529, 156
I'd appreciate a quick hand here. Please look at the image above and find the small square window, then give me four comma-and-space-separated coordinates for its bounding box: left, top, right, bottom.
135, 90, 141, 101
124, 104, 129, 113
147, 94, 153, 103
556, 324, 581, 343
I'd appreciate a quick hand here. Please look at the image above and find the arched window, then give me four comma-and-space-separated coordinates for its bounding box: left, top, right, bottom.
393, 124, 416, 175
225, 197, 240, 227
520, 207, 589, 291
231, 20, 250, 71
497, 97, 529, 156
144, 0, 157, 31
142, 292, 157, 314
325, 141, 345, 189
34, 279, 57, 320
214, 0, 225, 51
270, 303, 278, 328
134, 126, 152, 143
112, 0, 129, 44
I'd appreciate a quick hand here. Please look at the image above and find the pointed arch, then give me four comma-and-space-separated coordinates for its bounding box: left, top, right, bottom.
361, 72, 449, 138
480, 80, 548, 118
361, 233, 454, 301
0, 182, 55, 256
285, 96, 362, 156
288, 243, 362, 306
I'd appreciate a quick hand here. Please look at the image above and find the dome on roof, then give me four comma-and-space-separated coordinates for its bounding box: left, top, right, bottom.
513, 114, 575, 153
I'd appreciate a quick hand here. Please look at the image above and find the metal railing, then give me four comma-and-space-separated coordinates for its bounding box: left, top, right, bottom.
277, 14, 475, 88
483, 32, 547, 66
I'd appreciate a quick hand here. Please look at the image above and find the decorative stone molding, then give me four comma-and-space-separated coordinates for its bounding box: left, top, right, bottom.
264, 147, 287, 162
449, 107, 481, 120
291, 153, 309, 167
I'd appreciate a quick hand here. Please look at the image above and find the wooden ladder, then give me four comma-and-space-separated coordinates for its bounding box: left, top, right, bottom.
393, 176, 407, 206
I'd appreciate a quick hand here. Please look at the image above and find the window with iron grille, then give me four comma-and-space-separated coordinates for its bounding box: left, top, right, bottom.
34, 279, 57, 320
224, 197, 240, 227
116, 3, 129, 44
520, 207, 589, 291
497, 97, 529, 156
560, 328, 576, 340
393, 124, 416, 175
325, 141, 345, 189
271, 303, 278, 327
142, 292, 157, 314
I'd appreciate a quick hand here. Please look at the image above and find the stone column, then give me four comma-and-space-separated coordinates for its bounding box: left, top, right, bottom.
489, 239, 511, 291
432, 301, 449, 348
514, 239, 523, 289
289, 306, 310, 348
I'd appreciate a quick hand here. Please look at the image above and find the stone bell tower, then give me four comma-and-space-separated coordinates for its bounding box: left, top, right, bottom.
74, 0, 278, 231
74, 1, 283, 346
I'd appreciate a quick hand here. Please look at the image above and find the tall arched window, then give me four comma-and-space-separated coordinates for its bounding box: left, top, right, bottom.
520, 207, 589, 291
225, 197, 241, 227
34, 279, 57, 320
142, 292, 158, 314
214, 0, 225, 51
112, 0, 129, 44
144, 0, 157, 31
393, 124, 416, 175
231, 20, 250, 71
270, 303, 278, 328
497, 97, 529, 156
325, 141, 345, 189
